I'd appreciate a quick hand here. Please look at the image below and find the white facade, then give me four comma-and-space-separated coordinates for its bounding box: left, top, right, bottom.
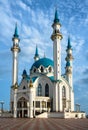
10, 10, 85, 118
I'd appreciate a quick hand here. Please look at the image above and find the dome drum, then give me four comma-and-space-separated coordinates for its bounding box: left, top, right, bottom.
30, 58, 54, 74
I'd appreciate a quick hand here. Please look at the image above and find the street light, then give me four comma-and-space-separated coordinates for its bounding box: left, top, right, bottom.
0, 101, 4, 113
75, 104, 80, 112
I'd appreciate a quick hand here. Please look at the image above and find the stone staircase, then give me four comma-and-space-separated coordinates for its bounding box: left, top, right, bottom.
35, 112, 64, 118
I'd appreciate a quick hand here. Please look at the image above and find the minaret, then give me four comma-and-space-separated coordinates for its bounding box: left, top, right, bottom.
51, 9, 63, 80
11, 23, 20, 86
65, 37, 74, 111
65, 37, 74, 88
34, 45, 39, 61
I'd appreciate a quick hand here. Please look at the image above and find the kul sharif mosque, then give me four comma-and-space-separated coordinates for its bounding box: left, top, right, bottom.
10, 10, 85, 118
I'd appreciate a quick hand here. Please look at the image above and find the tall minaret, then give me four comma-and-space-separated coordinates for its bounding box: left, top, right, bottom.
65, 37, 74, 111
34, 45, 39, 61
11, 24, 20, 86
51, 9, 63, 80
65, 37, 74, 88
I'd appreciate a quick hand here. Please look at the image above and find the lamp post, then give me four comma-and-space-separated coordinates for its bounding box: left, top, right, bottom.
0, 101, 4, 113
75, 104, 80, 112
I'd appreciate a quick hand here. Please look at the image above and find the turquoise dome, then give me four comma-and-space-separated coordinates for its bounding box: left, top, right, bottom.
31, 58, 54, 70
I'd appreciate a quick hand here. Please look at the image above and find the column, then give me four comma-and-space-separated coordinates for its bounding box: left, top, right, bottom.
33, 101, 35, 117
14, 89, 17, 118
27, 102, 30, 117
58, 86, 62, 111
54, 83, 58, 112
40, 101, 42, 113
46, 101, 47, 111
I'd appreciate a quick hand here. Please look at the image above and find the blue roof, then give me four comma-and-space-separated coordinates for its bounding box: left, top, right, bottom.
66, 61, 70, 67
22, 69, 27, 75
49, 76, 54, 81
13, 23, 19, 38
35, 45, 39, 57
24, 75, 38, 83
31, 57, 54, 70
48, 76, 62, 83
54, 9, 59, 23
67, 37, 72, 49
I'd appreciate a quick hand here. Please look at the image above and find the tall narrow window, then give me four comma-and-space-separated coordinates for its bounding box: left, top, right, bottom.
23, 86, 26, 89
62, 86, 66, 98
45, 84, 49, 97
49, 67, 52, 72
38, 84, 42, 96
40, 66, 44, 72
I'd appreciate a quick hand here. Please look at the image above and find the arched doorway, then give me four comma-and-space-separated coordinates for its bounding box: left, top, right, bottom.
17, 97, 28, 118
62, 86, 66, 111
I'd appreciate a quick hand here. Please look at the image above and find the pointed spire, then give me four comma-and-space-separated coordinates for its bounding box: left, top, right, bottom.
67, 36, 72, 49
29, 79, 33, 88
22, 69, 27, 78
13, 82, 18, 90
23, 69, 27, 75
13, 23, 19, 38
54, 9, 59, 23
34, 45, 39, 61
35, 45, 39, 57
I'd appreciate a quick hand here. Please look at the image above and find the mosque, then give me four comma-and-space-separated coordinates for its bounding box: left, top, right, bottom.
10, 10, 85, 118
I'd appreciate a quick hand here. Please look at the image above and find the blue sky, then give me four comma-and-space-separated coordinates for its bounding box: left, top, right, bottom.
0, 0, 88, 114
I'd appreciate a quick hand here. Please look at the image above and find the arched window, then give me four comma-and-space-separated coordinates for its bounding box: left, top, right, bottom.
40, 66, 44, 72
45, 84, 49, 97
23, 86, 26, 89
49, 66, 52, 72
17, 97, 27, 108
38, 84, 42, 96
34, 68, 36, 73
62, 86, 66, 98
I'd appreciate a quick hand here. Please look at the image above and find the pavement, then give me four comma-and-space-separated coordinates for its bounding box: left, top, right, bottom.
0, 118, 88, 130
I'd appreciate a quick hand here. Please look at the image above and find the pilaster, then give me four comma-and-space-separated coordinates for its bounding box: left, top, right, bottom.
13, 89, 17, 118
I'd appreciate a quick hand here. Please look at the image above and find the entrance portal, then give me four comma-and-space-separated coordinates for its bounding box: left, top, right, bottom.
17, 97, 28, 118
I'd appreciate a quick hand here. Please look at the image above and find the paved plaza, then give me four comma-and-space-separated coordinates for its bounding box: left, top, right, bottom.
0, 118, 88, 130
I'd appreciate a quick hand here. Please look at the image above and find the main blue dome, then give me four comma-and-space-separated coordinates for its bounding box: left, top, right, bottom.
31, 58, 54, 70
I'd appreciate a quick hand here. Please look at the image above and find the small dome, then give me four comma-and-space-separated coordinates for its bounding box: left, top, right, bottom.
22, 70, 27, 78
22, 69, 27, 75
31, 57, 53, 70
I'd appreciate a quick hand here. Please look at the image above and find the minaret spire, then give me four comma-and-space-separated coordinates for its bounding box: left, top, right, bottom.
67, 36, 71, 49
54, 9, 59, 23
11, 23, 20, 86
34, 45, 39, 61
14, 23, 19, 38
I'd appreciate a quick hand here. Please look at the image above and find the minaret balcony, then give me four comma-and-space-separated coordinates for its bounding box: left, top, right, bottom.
66, 69, 72, 74
51, 33, 63, 41
65, 55, 74, 61
11, 45, 20, 52
52, 22, 61, 28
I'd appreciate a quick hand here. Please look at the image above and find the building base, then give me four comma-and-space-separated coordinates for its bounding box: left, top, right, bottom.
35, 111, 86, 119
